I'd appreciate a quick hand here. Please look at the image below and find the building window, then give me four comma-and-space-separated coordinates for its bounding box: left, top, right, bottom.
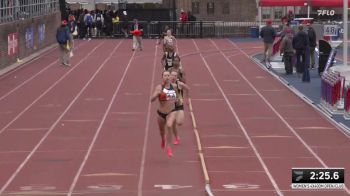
207, 2, 214, 15
192, 2, 199, 14
274, 7, 283, 20
223, 2, 229, 14
262, 7, 271, 19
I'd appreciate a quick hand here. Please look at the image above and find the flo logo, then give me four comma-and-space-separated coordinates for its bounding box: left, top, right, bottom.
317, 10, 335, 16
293, 170, 303, 182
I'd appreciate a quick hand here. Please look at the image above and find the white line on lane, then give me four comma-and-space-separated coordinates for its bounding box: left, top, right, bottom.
192, 39, 283, 196
0, 41, 105, 136
0, 40, 121, 195
137, 42, 159, 196
221, 38, 350, 194
0, 41, 87, 101
67, 40, 134, 195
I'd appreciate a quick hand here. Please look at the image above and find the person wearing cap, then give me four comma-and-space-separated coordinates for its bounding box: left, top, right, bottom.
259, 19, 276, 66
56, 20, 72, 66
280, 28, 294, 74
307, 22, 317, 69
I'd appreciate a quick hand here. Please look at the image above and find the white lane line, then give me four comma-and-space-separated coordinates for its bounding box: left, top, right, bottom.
204, 146, 249, 149
223, 79, 240, 82
222, 39, 350, 194
244, 117, 276, 120
0, 44, 58, 80
226, 93, 257, 96
110, 112, 144, 115
61, 119, 99, 122
0, 40, 121, 195
252, 135, 293, 138
0, 61, 58, 102
0, 41, 106, 136
67, 40, 132, 195
295, 127, 335, 130
84, 98, 105, 101
7, 128, 48, 131
209, 170, 264, 173
0, 41, 87, 102
137, 43, 159, 196
191, 98, 224, 101
192, 39, 283, 196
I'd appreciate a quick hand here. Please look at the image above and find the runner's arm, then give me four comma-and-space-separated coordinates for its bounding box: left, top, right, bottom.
150, 85, 162, 102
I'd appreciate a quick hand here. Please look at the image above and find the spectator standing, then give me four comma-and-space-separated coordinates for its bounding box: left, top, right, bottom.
67, 14, 76, 57
84, 10, 93, 40
130, 19, 143, 51
56, 20, 72, 66
307, 23, 317, 69
104, 11, 113, 37
94, 11, 104, 37
259, 19, 276, 67
68, 14, 77, 36
112, 12, 120, 37
293, 25, 310, 81
77, 9, 86, 39
179, 9, 188, 36
279, 28, 294, 74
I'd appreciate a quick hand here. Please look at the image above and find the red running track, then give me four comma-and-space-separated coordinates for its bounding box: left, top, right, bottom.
0, 38, 349, 196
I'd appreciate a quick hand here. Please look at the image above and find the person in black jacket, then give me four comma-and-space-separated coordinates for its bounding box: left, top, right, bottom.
307, 23, 317, 69
260, 20, 276, 65
293, 25, 310, 80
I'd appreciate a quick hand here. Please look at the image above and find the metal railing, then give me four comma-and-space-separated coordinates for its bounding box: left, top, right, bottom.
107, 21, 283, 38
0, 0, 59, 24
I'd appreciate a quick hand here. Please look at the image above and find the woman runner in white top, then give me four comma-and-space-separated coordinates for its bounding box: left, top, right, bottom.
163, 29, 177, 52
151, 70, 178, 157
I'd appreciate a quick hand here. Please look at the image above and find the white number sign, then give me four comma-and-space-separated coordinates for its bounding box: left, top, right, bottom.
324, 25, 339, 36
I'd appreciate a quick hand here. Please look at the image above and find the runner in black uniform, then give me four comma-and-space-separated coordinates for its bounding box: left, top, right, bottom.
151, 70, 178, 157
170, 56, 186, 83
169, 69, 190, 145
161, 45, 179, 71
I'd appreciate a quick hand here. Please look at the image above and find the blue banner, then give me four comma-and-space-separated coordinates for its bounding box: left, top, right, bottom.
25, 27, 34, 49
38, 24, 45, 44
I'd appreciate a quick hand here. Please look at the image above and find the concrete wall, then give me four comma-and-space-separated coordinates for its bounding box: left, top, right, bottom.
0, 12, 61, 69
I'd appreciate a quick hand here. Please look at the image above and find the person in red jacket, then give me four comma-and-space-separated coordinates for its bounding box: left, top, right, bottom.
179, 9, 188, 36
130, 19, 143, 51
